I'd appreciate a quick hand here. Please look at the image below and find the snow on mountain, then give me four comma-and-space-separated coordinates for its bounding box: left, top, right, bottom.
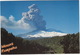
17, 30, 67, 38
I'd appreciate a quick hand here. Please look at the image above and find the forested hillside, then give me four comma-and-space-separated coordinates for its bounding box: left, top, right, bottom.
1, 28, 79, 54
1, 28, 53, 54
32, 36, 64, 53
32, 33, 79, 53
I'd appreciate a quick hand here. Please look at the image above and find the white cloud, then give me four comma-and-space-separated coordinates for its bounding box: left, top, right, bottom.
0, 16, 9, 28
0, 15, 36, 32
9, 15, 15, 22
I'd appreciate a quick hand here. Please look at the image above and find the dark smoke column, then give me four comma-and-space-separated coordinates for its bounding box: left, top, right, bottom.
22, 4, 46, 30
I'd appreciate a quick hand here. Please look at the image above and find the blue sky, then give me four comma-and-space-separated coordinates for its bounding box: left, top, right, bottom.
1, 1, 79, 35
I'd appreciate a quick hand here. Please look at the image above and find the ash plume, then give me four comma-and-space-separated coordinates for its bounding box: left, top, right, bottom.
22, 4, 46, 30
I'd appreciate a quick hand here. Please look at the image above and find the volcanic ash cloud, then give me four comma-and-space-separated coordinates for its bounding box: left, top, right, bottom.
1, 4, 46, 33
22, 4, 46, 30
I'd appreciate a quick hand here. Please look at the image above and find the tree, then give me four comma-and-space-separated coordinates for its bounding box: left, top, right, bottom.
61, 33, 79, 53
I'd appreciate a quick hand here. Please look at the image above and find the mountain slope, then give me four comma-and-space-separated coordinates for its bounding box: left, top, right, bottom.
17, 29, 67, 38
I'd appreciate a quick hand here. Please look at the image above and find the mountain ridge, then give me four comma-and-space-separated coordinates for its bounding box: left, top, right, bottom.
17, 29, 67, 38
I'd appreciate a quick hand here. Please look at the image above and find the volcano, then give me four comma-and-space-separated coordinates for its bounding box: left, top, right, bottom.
17, 29, 67, 39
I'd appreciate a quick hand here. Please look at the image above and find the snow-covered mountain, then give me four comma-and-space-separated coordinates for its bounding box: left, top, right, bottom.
17, 29, 67, 38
